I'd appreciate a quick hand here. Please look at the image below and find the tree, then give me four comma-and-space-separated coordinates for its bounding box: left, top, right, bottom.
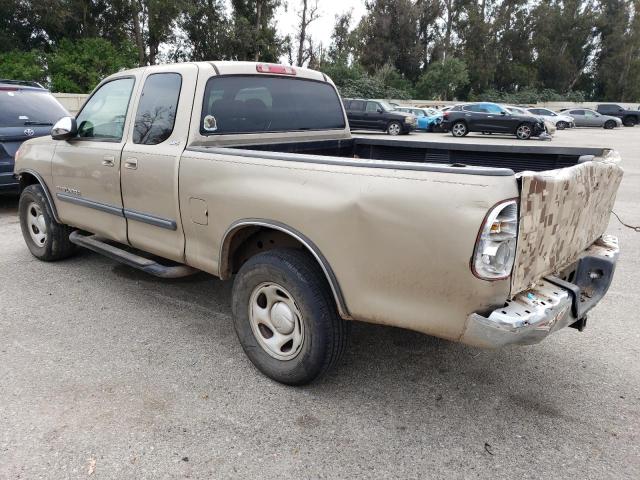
48, 38, 138, 92
356, 0, 422, 81
594, 0, 640, 101
0, 50, 48, 85
230, 0, 283, 61
294, 0, 320, 66
415, 58, 469, 99
178, 0, 231, 61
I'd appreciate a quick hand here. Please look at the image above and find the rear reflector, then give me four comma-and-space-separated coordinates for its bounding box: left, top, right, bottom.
256, 64, 296, 75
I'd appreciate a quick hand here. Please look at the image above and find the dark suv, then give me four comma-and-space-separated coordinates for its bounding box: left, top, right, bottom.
0, 80, 69, 194
342, 98, 416, 135
441, 102, 545, 140
596, 104, 640, 127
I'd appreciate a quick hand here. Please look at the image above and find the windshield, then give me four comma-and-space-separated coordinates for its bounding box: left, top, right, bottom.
201, 75, 345, 135
377, 100, 396, 112
0, 89, 68, 127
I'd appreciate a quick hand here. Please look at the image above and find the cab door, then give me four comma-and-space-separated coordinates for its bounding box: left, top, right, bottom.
51, 76, 140, 243
120, 64, 198, 262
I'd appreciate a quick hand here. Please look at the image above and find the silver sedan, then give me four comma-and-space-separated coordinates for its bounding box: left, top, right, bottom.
562, 108, 622, 129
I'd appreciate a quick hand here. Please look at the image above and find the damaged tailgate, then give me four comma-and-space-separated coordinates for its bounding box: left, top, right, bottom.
511, 151, 623, 295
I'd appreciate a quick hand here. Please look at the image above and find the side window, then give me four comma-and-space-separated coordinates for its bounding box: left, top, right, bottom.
76, 77, 135, 141
571, 110, 585, 115
366, 102, 380, 113
485, 104, 503, 114
350, 100, 365, 111
133, 73, 182, 145
584, 110, 596, 117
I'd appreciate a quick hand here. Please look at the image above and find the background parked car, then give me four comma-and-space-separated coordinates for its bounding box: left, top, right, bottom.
395, 107, 443, 131
526, 107, 575, 129
441, 102, 545, 139
0, 80, 69, 194
342, 98, 416, 135
562, 108, 622, 129
596, 104, 640, 126
504, 106, 556, 136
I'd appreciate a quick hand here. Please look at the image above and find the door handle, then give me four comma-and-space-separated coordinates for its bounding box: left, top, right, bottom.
102, 155, 115, 167
124, 157, 138, 170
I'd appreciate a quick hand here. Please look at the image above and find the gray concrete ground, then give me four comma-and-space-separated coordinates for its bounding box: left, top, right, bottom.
1, 127, 639, 479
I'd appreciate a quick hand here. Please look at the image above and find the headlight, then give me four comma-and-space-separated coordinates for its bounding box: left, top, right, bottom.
472, 199, 518, 280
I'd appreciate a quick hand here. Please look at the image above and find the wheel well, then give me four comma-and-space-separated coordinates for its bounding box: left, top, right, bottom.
18, 172, 39, 191
220, 224, 350, 319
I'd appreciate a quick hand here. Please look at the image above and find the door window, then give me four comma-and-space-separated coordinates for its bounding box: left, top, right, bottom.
350, 100, 365, 111
366, 102, 380, 113
484, 104, 504, 114
584, 110, 597, 117
133, 73, 182, 145
76, 77, 135, 141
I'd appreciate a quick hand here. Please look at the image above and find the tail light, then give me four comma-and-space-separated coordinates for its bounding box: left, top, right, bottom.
472, 199, 518, 280
443, 111, 449, 119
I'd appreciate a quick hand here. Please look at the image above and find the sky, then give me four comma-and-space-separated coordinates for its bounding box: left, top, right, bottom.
274, 0, 367, 50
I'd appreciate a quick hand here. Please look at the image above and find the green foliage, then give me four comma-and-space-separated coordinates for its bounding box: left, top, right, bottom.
415, 59, 469, 100
48, 38, 138, 93
0, 50, 47, 85
471, 88, 586, 104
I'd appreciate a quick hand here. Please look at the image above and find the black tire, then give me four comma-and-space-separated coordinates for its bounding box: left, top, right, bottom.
386, 121, 402, 136
451, 121, 468, 137
18, 184, 76, 261
604, 120, 616, 129
515, 123, 533, 140
556, 121, 567, 130
622, 116, 637, 127
231, 248, 349, 385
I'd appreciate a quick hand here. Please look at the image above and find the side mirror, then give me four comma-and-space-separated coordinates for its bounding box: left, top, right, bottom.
51, 116, 77, 140
500, 111, 507, 115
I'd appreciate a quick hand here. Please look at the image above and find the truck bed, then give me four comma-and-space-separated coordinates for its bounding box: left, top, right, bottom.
217, 137, 608, 173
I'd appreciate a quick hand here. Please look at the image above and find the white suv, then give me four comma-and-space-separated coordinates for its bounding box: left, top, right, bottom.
527, 108, 575, 129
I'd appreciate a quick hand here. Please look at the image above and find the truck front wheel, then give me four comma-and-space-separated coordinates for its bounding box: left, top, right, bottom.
231, 249, 349, 385
622, 116, 637, 127
18, 184, 76, 261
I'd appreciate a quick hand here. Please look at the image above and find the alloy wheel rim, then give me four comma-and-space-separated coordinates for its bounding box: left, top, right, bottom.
26, 202, 47, 246
249, 282, 305, 360
517, 125, 531, 138
453, 123, 465, 136
389, 123, 400, 135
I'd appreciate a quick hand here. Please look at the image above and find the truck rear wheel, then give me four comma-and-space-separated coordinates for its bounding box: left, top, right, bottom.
18, 184, 76, 261
231, 249, 349, 385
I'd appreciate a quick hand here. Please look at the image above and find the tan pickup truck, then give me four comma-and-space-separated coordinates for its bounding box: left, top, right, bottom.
14, 62, 622, 385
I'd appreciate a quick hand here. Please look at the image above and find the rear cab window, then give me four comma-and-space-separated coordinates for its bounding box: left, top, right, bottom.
200, 75, 345, 135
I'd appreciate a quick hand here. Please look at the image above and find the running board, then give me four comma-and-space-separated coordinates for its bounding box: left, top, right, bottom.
69, 231, 198, 279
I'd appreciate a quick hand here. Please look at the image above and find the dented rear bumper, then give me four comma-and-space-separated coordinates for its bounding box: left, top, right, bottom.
461, 235, 619, 348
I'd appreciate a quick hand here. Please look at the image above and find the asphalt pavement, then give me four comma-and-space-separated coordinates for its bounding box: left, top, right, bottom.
1, 127, 639, 479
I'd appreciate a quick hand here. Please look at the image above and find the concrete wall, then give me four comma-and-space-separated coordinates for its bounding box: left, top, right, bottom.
52, 93, 89, 115
392, 99, 640, 110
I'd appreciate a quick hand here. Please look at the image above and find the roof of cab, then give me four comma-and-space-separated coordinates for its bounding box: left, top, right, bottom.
103, 61, 328, 84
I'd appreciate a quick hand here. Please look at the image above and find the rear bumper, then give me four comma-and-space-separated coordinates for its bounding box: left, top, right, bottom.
461, 235, 619, 348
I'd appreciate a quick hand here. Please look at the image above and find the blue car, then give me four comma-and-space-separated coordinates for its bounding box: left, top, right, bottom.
0, 80, 69, 194
396, 107, 443, 131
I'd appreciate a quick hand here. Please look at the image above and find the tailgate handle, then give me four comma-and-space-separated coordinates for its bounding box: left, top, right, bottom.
102, 155, 115, 167
124, 158, 138, 170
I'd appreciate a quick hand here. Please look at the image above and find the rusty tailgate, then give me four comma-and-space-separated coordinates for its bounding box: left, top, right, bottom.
511, 152, 623, 295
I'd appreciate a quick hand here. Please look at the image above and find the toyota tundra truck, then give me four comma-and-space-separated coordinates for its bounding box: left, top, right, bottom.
13, 62, 623, 385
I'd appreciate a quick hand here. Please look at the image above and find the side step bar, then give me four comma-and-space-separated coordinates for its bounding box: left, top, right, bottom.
69, 231, 198, 279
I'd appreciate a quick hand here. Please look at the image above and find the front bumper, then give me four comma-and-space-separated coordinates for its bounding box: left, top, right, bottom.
461, 235, 619, 348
